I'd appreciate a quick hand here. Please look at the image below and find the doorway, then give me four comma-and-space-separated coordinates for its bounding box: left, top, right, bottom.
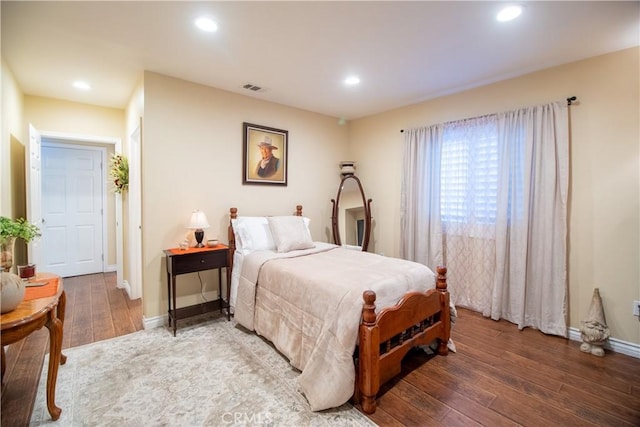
27, 126, 123, 284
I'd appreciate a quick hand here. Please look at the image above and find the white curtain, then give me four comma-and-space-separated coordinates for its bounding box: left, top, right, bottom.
400, 101, 569, 336
491, 102, 569, 335
400, 125, 444, 269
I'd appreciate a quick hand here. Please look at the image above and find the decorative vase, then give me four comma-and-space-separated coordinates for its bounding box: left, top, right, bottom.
0, 236, 16, 272
1, 271, 26, 313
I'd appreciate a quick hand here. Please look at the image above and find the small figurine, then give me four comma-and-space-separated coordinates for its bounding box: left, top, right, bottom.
579, 288, 610, 357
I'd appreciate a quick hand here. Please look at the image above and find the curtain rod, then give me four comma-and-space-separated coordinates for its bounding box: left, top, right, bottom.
400, 96, 579, 133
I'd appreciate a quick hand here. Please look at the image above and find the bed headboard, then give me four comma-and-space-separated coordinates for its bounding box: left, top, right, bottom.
227, 205, 303, 272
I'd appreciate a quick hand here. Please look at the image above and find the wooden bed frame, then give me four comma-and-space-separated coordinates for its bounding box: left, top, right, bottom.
227, 205, 450, 414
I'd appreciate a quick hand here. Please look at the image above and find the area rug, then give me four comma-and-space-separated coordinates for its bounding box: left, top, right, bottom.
30, 315, 376, 426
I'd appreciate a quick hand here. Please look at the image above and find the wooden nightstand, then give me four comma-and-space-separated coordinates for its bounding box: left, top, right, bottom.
163, 244, 230, 336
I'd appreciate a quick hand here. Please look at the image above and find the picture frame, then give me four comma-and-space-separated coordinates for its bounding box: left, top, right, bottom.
243, 122, 288, 186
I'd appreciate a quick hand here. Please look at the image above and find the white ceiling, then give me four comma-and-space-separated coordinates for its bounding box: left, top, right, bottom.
2, 1, 638, 120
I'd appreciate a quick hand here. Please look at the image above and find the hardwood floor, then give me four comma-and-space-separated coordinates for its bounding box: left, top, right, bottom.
363, 309, 640, 426
2, 274, 639, 426
1, 272, 142, 427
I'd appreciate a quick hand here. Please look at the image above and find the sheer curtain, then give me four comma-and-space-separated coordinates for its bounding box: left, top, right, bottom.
400, 101, 569, 336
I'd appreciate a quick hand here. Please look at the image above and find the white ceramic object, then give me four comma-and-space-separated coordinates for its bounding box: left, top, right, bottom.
206, 239, 219, 247
1, 271, 26, 313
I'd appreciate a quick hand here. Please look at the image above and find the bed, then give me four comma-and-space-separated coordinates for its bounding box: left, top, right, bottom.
227, 205, 450, 414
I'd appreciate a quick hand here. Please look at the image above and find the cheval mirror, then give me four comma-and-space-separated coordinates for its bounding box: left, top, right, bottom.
330, 175, 373, 251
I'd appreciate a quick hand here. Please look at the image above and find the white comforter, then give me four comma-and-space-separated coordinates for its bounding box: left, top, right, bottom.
234, 242, 436, 411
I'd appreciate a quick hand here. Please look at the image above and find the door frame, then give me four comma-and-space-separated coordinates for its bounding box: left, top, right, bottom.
128, 124, 142, 300
28, 126, 123, 286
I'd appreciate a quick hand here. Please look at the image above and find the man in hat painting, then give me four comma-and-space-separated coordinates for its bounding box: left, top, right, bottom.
255, 136, 280, 178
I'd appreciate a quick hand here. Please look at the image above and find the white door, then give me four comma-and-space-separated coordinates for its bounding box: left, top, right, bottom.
27, 125, 43, 265
41, 144, 104, 277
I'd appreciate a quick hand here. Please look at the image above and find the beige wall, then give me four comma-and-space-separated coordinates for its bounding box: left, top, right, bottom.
1, 60, 24, 217
349, 47, 640, 345
142, 72, 349, 318
23, 96, 125, 266
25, 96, 124, 139
1, 61, 28, 266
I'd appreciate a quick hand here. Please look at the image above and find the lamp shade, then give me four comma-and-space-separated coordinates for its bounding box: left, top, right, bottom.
188, 211, 210, 229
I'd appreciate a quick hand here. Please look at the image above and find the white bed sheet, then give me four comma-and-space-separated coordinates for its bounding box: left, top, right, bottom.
229, 250, 244, 311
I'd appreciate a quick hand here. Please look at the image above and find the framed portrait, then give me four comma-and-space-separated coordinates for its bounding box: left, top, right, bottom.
243, 122, 288, 186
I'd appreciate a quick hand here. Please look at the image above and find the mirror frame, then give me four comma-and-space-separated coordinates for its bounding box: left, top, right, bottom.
330, 175, 373, 251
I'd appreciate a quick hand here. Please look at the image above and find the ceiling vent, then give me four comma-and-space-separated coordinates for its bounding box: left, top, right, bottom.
242, 83, 265, 93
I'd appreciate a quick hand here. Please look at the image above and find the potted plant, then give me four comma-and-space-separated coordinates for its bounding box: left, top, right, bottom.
0, 217, 41, 312
0, 216, 41, 272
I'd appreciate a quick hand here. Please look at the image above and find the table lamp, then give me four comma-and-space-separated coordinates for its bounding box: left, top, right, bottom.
188, 210, 210, 248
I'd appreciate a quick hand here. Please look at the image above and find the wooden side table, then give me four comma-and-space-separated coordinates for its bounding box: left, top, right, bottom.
163, 244, 230, 336
0, 272, 66, 421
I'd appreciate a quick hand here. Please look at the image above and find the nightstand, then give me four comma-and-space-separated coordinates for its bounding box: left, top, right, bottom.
163, 244, 230, 336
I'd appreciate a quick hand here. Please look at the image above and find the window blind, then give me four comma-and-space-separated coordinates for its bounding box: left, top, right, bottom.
440, 116, 499, 224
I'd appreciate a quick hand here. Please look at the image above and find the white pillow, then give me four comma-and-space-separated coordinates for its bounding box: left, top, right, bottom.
231, 217, 276, 254
230, 219, 244, 252
267, 216, 314, 253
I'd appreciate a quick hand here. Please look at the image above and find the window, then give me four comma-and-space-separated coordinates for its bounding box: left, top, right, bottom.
440, 116, 499, 224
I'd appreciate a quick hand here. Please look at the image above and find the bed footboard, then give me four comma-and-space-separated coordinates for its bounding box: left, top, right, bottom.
357, 266, 450, 414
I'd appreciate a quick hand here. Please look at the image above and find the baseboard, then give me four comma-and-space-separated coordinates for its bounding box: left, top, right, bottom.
143, 314, 166, 330
105, 264, 117, 273
142, 301, 227, 331
568, 327, 640, 359
120, 279, 132, 297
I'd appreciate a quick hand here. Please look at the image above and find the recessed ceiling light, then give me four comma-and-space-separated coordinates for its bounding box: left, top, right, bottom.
195, 17, 218, 32
496, 5, 522, 22
344, 76, 360, 86
73, 81, 91, 90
